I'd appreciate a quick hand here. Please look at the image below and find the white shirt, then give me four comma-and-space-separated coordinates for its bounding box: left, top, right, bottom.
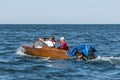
44, 41, 55, 47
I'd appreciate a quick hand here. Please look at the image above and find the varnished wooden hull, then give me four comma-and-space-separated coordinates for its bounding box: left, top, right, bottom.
22, 46, 70, 59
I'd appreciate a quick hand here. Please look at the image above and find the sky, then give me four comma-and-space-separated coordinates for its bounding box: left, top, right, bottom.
0, 0, 120, 24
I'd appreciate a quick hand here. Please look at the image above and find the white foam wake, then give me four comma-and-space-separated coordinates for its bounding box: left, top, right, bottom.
95, 56, 120, 61
91, 56, 120, 64
16, 47, 26, 56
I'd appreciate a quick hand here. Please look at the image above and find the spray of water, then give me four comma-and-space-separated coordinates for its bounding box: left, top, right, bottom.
16, 47, 26, 56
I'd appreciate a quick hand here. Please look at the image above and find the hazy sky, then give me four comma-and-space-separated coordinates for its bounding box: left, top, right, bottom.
0, 0, 120, 24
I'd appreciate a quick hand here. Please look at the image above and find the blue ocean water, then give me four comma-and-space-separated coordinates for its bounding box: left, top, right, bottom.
0, 24, 120, 80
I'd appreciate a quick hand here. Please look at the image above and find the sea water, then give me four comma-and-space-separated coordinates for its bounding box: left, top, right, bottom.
0, 24, 120, 80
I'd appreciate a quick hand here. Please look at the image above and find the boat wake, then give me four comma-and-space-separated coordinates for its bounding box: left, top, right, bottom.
95, 56, 120, 61
90, 56, 120, 64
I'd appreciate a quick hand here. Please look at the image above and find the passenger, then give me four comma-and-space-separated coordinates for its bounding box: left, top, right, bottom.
39, 35, 56, 47
33, 36, 56, 48
57, 37, 68, 49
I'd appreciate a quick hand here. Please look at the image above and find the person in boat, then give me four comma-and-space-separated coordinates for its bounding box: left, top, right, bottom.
56, 37, 68, 50
33, 36, 56, 48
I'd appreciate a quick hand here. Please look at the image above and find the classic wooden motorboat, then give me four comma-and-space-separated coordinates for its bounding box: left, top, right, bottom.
22, 46, 96, 60
22, 40, 96, 60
